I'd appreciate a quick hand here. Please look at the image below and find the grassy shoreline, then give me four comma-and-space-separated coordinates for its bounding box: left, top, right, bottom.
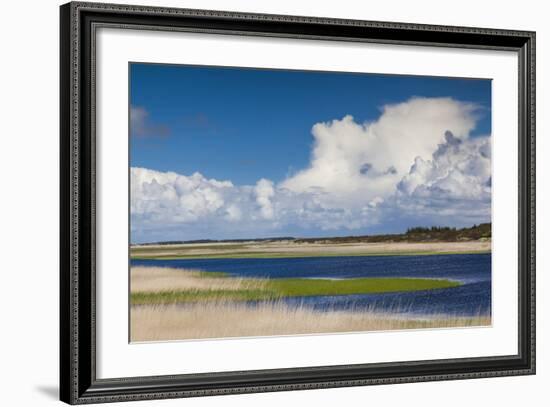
129, 266, 488, 341
130, 266, 461, 305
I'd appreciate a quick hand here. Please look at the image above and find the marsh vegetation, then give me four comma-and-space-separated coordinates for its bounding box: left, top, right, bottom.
130, 257, 490, 341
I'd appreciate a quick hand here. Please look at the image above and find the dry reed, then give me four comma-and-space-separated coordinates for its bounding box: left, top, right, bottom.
130, 301, 490, 342
130, 266, 265, 293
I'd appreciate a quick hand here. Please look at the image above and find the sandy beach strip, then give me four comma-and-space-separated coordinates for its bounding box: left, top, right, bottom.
131, 240, 491, 259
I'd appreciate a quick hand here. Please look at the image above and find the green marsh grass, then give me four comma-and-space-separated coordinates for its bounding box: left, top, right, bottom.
130, 266, 486, 341
130, 275, 460, 305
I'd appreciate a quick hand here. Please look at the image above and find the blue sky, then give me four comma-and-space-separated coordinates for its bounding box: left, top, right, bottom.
130, 63, 492, 242
130, 63, 491, 185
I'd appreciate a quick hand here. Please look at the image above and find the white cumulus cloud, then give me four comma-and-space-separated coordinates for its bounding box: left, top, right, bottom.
255, 179, 275, 220
281, 97, 478, 207
130, 97, 491, 242
392, 130, 491, 221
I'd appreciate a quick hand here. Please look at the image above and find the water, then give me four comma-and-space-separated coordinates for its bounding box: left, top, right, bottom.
131, 253, 491, 317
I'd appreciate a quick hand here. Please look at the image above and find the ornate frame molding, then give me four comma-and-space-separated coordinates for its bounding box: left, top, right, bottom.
60, 2, 535, 404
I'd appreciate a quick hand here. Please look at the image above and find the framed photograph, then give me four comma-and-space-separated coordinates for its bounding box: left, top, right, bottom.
60, 1, 535, 404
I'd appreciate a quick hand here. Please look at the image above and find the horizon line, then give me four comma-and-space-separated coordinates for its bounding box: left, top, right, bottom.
131, 222, 491, 246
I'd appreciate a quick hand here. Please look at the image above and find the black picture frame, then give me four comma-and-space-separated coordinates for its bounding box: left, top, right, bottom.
60, 2, 536, 404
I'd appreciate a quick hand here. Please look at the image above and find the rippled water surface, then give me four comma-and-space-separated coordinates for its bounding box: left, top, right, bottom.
131, 253, 491, 316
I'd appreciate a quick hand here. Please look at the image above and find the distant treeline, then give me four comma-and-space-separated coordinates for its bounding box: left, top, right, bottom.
295, 223, 491, 244
136, 223, 491, 246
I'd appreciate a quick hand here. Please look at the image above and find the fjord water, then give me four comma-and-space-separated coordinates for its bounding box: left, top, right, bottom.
131, 253, 491, 317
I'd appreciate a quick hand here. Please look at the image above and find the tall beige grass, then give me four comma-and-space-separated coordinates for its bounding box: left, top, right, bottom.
130, 266, 265, 293
130, 301, 490, 342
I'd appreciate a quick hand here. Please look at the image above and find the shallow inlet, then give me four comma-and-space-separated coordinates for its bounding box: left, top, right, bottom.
130, 253, 491, 316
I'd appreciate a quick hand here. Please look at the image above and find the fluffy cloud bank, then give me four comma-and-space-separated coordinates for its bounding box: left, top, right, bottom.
131, 97, 491, 242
